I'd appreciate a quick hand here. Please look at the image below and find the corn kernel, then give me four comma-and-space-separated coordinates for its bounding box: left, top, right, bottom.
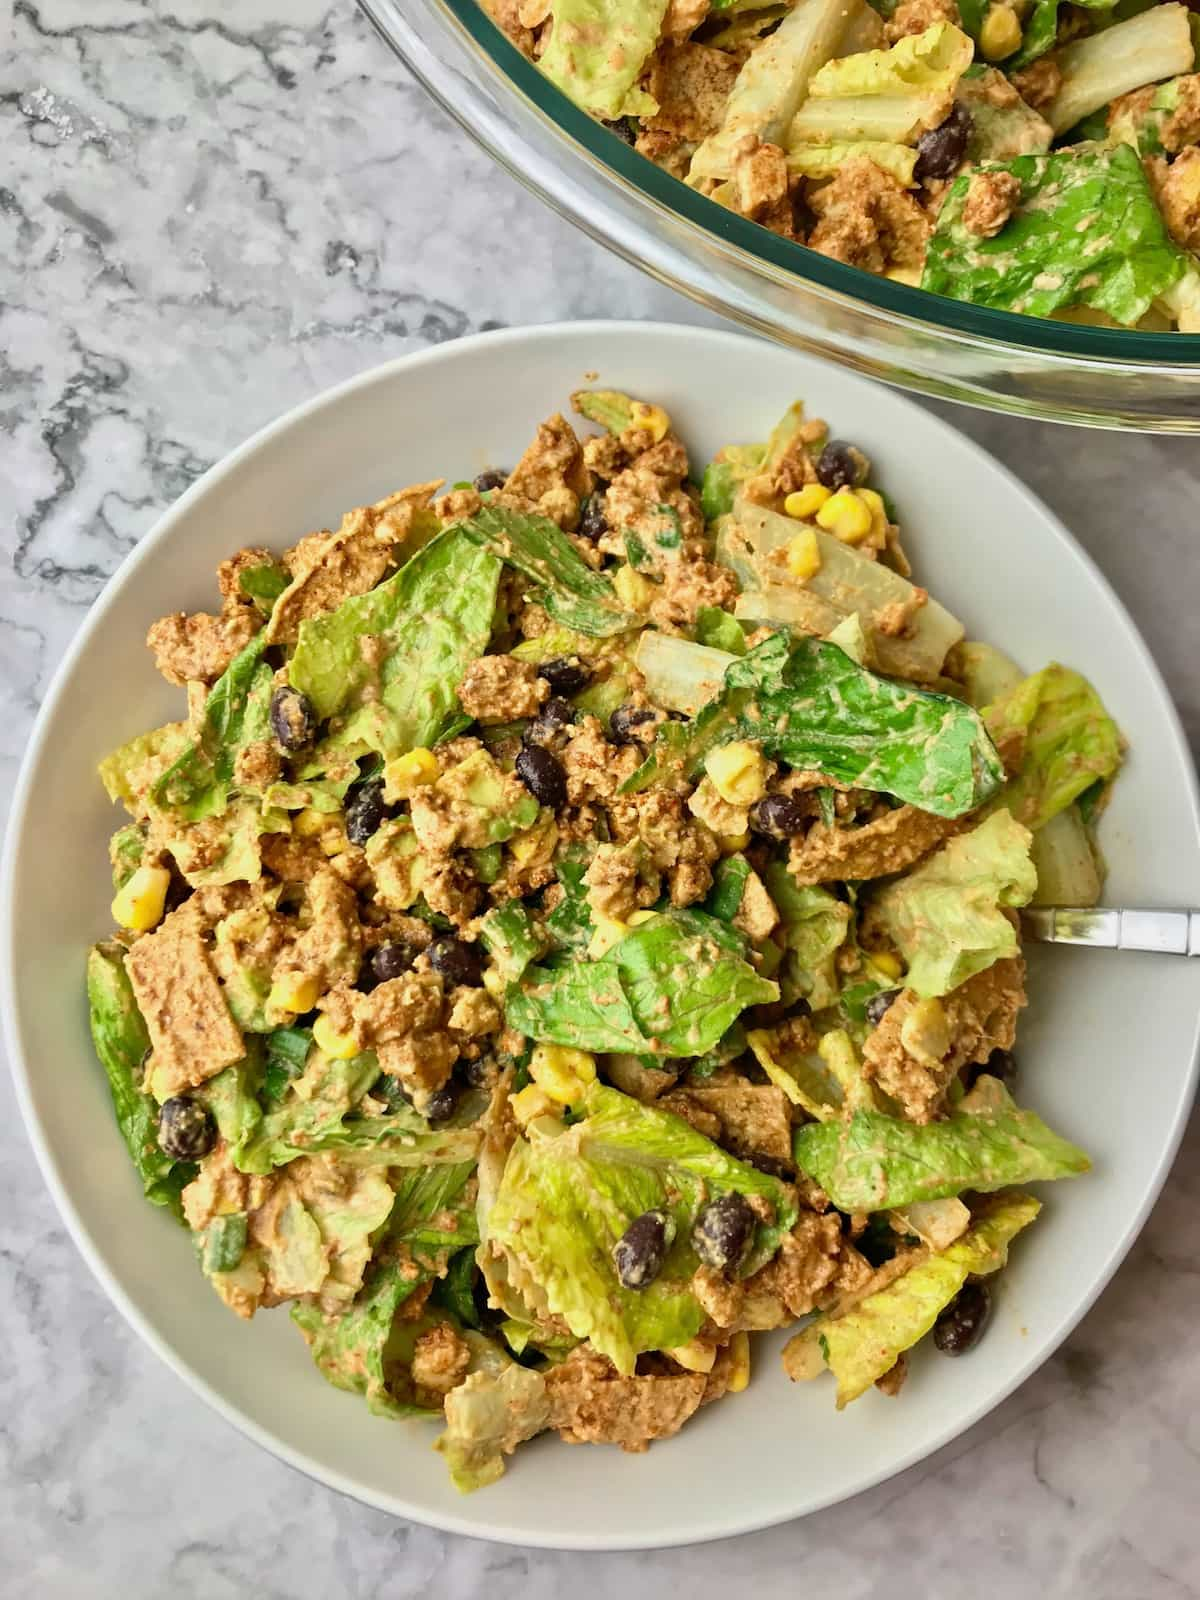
111, 865, 171, 933
320, 828, 349, 857
529, 1044, 597, 1105
268, 971, 322, 1015
785, 527, 822, 581
783, 484, 831, 520
718, 830, 752, 855
587, 916, 629, 959
872, 950, 903, 981
384, 747, 439, 801
900, 996, 951, 1064
727, 1331, 751, 1393
816, 490, 873, 545
292, 807, 328, 839
629, 401, 670, 443
979, 3, 1021, 58
667, 1339, 717, 1374
312, 1014, 359, 1060
482, 963, 507, 1000
705, 741, 768, 806
511, 1083, 556, 1127
613, 563, 657, 613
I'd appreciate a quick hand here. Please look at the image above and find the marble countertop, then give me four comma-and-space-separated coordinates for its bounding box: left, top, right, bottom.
3, 2, 1199, 1593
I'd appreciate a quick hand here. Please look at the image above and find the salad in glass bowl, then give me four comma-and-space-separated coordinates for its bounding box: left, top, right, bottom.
480, 0, 1200, 331
87, 386, 1119, 1492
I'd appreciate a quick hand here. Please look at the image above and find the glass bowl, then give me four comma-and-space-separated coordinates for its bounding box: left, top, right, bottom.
359, 0, 1200, 430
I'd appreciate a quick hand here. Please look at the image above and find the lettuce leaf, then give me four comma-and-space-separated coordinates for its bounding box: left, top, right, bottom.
1041, 4, 1195, 134
487, 1083, 799, 1373
98, 722, 188, 810
922, 144, 1189, 328
86, 943, 193, 1216
538, 0, 669, 119
1007, 0, 1117, 72
506, 907, 778, 1058
288, 530, 501, 760
984, 665, 1122, 833
151, 636, 273, 820
625, 632, 1004, 818
762, 862, 851, 1009
291, 1161, 478, 1417
793, 1082, 1090, 1209
792, 1193, 1041, 1405
790, 21, 973, 144
435, 1363, 552, 1493
453, 505, 637, 638
868, 809, 1036, 997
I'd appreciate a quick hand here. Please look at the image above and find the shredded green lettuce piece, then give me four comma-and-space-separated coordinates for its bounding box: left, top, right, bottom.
538, 0, 669, 119
922, 144, 1189, 327
453, 504, 637, 637
793, 1081, 1090, 1210
983, 665, 1122, 833
625, 632, 1004, 817
487, 1083, 799, 1373
868, 810, 1036, 998
793, 1193, 1041, 1405
506, 907, 778, 1057
289, 530, 501, 760
86, 943, 194, 1216
151, 636, 273, 819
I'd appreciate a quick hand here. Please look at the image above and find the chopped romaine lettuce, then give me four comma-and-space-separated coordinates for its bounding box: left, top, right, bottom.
633, 630, 735, 715
868, 810, 1037, 997
958, 69, 1053, 160
538, 0, 669, 119
787, 139, 917, 185
793, 1082, 1090, 1210
572, 388, 636, 433
695, 605, 747, 656
984, 665, 1122, 833
238, 560, 290, 613
99, 722, 188, 810
288, 530, 501, 760
1029, 805, 1104, 907
486, 1082, 799, 1373
922, 144, 1190, 327
788, 1193, 1040, 1404
1042, 4, 1194, 133
436, 1363, 552, 1492
625, 632, 1004, 819
152, 637, 273, 820
453, 505, 638, 637
761, 862, 851, 1010
718, 498, 962, 681
507, 907, 778, 1057
86, 943, 193, 1216
292, 1259, 437, 1419
700, 445, 767, 522
1108, 72, 1200, 156
690, 0, 873, 182
478, 901, 548, 981
1008, 0, 1118, 72
790, 21, 972, 144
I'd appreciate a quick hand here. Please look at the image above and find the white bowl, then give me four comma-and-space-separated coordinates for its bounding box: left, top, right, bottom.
5, 322, 1198, 1551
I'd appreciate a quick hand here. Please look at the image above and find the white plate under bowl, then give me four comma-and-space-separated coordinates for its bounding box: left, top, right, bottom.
4, 323, 1198, 1550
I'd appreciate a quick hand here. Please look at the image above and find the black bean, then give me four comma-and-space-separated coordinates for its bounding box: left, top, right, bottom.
578, 495, 609, 541
429, 937, 484, 987
750, 793, 809, 839
524, 697, 576, 749
609, 704, 657, 746
613, 1209, 671, 1290
816, 440, 869, 492
425, 1080, 460, 1123
746, 1151, 794, 1180
345, 778, 391, 845
964, 1047, 1018, 1093
865, 987, 902, 1029
269, 686, 316, 752
515, 743, 567, 809
693, 1193, 755, 1273
370, 941, 418, 985
158, 1096, 215, 1161
933, 1281, 992, 1356
472, 468, 507, 492
538, 656, 591, 697
914, 103, 972, 185
602, 116, 636, 146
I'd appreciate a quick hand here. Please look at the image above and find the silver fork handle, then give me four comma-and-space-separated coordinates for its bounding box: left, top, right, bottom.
1021, 907, 1200, 955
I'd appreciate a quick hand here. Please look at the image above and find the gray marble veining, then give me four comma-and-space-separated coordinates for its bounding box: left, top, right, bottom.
2, 3, 1199, 1595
